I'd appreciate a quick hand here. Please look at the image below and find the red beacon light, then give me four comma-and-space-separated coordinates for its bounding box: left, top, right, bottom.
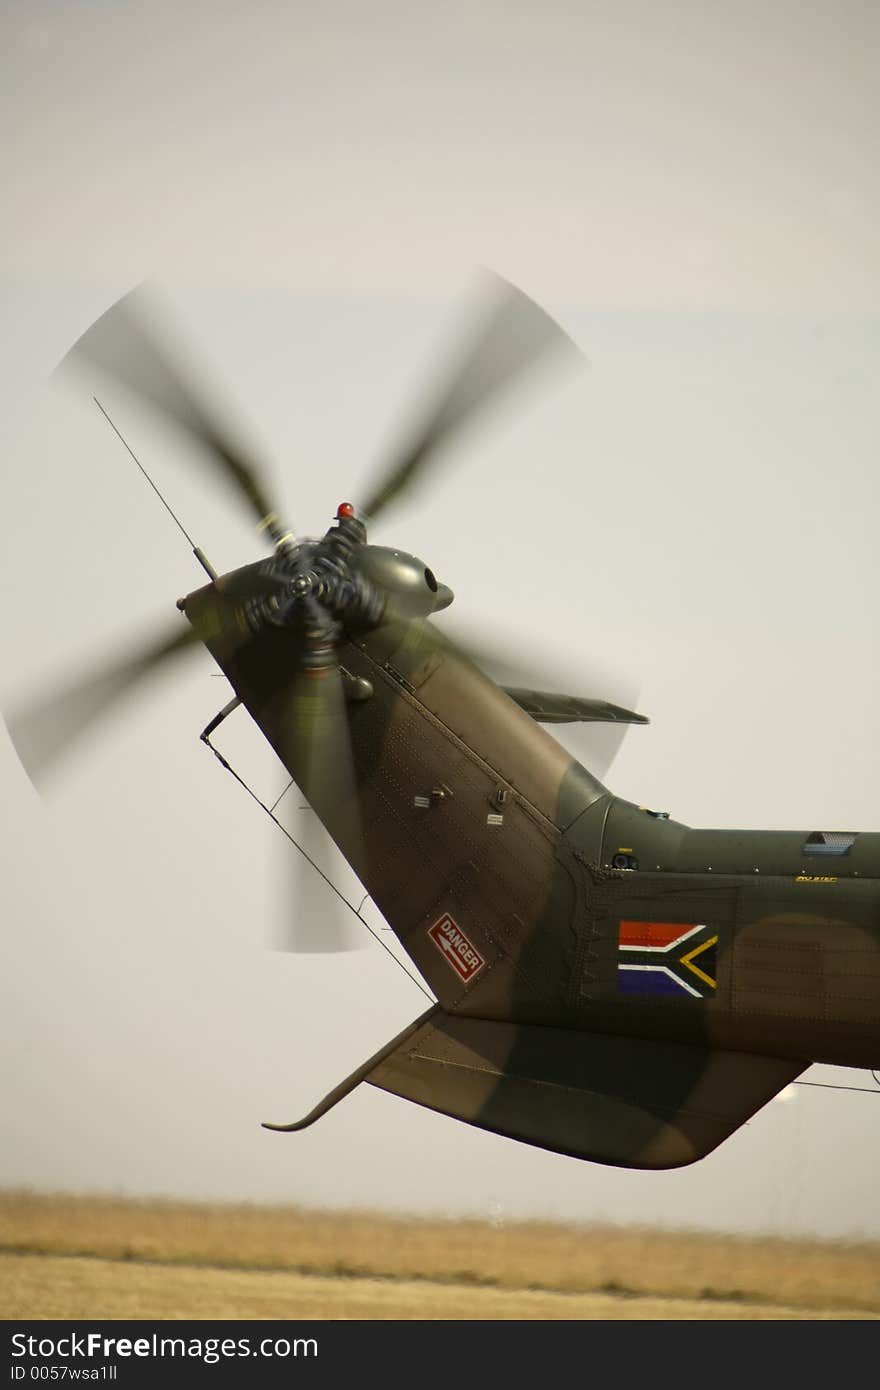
336, 501, 356, 520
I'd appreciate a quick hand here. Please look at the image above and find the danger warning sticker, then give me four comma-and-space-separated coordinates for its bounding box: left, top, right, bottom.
427, 913, 486, 984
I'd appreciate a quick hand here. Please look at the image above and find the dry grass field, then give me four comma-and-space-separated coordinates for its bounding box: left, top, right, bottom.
2, 1190, 878, 1320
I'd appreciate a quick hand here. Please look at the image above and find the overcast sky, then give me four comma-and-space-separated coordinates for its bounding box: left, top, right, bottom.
1, 0, 879, 1240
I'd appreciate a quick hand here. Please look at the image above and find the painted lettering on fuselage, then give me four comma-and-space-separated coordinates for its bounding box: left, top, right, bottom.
427, 913, 486, 984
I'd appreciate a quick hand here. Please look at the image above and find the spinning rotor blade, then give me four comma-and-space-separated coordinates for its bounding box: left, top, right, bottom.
276, 659, 361, 837
5, 622, 199, 786
271, 800, 367, 954
59, 288, 290, 544
360, 274, 581, 523
272, 647, 367, 953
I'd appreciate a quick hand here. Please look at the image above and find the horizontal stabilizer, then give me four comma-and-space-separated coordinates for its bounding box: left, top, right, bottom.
505, 688, 648, 725
365, 1012, 805, 1169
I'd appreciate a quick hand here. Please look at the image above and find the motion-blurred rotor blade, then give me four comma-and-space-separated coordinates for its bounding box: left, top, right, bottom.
271, 800, 367, 954
272, 657, 367, 952
5, 622, 199, 787
59, 287, 290, 545
360, 274, 582, 523
275, 658, 360, 831
434, 617, 645, 783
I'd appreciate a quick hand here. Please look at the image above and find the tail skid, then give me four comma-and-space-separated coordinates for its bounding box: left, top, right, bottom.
262, 1007, 439, 1132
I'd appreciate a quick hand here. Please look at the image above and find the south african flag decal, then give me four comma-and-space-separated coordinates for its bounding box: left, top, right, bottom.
618, 921, 717, 999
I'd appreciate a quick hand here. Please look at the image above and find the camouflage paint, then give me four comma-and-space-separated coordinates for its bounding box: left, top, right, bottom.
182, 564, 880, 1168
